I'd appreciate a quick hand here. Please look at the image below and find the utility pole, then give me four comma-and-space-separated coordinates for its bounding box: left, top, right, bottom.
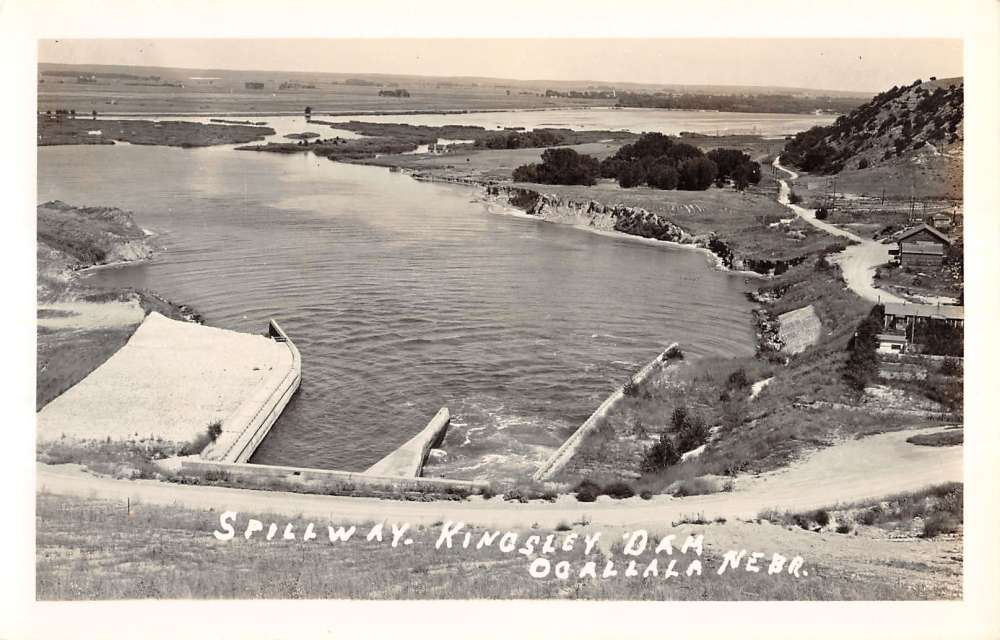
881, 187, 885, 206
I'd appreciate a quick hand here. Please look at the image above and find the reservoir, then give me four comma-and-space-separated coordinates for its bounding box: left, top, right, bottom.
36, 110, 784, 480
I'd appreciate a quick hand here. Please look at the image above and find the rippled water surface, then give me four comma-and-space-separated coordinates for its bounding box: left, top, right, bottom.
38, 111, 765, 479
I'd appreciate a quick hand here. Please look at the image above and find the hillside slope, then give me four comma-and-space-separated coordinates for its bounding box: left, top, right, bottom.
782, 77, 963, 176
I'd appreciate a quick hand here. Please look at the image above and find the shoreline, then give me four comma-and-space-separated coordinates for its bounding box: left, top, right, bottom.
399, 167, 771, 279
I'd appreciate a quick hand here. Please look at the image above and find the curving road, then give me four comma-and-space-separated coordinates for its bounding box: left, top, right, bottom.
772, 157, 904, 304
37, 426, 961, 529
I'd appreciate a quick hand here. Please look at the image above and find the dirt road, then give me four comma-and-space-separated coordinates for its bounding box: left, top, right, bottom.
37, 426, 961, 529
773, 157, 904, 304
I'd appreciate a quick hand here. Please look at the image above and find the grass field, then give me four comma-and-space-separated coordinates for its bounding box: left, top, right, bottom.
35, 493, 960, 600
39, 79, 610, 117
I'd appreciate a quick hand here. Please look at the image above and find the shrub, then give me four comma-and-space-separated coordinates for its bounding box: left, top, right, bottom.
622, 378, 639, 397
639, 490, 653, 500
726, 368, 750, 389
921, 512, 960, 538
673, 477, 721, 497
677, 417, 709, 454
836, 522, 852, 534
207, 420, 223, 441
858, 158, 870, 170
789, 191, 802, 205
574, 480, 601, 503
671, 406, 709, 453
856, 507, 880, 526
642, 434, 680, 472
603, 481, 635, 499
503, 488, 530, 503
813, 509, 831, 527
815, 207, 829, 221
662, 345, 684, 360
555, 521, 572, 532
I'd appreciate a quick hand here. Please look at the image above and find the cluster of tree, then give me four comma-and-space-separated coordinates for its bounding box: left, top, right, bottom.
843, 305, 884, 392
511, 148, 600, 186
914, 321, 963, 357
782, 79, 964, 174
598, 133, 759, 191
617, 91, 864, 114
378, 89, 411, 98
42, 109, 89, 119
475, 130, 564, 150
544, 89, 616, 99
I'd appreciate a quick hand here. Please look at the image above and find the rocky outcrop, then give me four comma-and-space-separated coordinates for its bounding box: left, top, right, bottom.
487, 184, 703, 244
37, 200, 154, 268
486, 185, 813, 275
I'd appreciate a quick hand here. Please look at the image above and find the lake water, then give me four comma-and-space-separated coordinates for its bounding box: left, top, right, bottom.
325, 107, 835, 137
37, 109, 776, 480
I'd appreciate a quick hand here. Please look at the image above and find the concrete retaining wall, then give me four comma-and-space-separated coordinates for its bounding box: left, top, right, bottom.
203, 319, 301, 463
364, 407, 450, 478
166, 457, 488, 494
532, 343, 682, 481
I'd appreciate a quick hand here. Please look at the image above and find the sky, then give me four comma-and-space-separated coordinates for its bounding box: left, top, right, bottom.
38, 39, 962, 93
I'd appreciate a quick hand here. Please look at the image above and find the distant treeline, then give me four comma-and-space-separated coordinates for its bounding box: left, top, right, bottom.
616, 92, 865, 114
42, 70, 160, 81
545, 89, 616, 99
379, 89, 411, 98
512, 132, 760, 191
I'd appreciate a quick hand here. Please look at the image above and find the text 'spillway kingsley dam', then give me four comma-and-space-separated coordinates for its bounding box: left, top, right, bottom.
35, 38, 965, 602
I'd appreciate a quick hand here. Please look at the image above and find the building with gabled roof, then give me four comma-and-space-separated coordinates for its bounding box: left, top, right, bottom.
888, 224, 952, 267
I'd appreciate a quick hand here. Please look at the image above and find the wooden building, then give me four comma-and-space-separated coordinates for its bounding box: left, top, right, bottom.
888, 224, 952, 267
881, 301, 964, 353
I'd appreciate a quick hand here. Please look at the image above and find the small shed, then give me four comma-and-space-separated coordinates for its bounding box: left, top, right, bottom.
876, 333, 908, 354
930, 213, 953, 231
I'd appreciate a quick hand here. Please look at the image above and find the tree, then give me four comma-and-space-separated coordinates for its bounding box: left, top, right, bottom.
512, 148, 600, 186
91, 109, 97, 119
677, 157, 718, 190
304, 106, 312, 119
646, 162, 679, 190
844, 305, 884, 392
617, 160, 647, 188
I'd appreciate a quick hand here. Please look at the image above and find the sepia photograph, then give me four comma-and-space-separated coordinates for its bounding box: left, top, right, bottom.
4, 0, 1000, 637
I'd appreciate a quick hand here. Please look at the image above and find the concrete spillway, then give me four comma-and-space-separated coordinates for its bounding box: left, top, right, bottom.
533, 343, 682, 481
202, 320, 301, 463
37, 313, 297, 448
364, 407, 451, 478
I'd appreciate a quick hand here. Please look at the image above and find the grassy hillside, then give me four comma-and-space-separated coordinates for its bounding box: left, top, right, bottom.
782, 77, 963, 175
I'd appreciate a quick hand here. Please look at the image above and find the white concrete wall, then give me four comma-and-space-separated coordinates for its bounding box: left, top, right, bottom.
364, 407, 450, 478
